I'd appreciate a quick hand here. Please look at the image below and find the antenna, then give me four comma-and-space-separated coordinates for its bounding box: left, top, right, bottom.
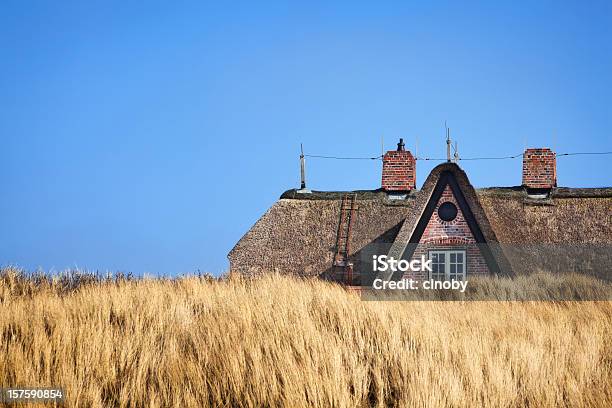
415, 136, 419, 159
453, 141, 459, 163
300, 143, 306, 189
297, 143, 311, 193
445, 121, 451, 162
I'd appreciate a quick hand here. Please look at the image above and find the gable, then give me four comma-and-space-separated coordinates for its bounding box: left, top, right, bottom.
399, 184, 492, 278
406, 170, 488, 246
419, 185, 478, 245
387, 165, 506, 276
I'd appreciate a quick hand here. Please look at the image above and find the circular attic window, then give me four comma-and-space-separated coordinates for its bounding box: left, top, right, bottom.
438, 202, 458, 222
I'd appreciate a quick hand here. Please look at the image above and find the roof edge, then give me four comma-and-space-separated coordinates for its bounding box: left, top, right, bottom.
280, 188, 419, 201
279, 186, 612, 200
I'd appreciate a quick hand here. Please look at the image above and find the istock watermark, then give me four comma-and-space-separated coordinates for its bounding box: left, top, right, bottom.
371, 277, 468, 292
372, 255, 432, 273
370, 254, 469, 292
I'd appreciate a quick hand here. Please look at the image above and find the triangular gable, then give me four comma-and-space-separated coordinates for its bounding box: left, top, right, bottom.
387, 163, 511, 277
408, 170, 487, 245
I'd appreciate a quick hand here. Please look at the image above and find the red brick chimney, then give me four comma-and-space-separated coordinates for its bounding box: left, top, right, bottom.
522, 148, 557, 189
382, 138, 416, 191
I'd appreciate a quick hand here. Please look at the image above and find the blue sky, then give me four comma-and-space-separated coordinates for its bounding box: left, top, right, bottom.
1, 1, 611, 275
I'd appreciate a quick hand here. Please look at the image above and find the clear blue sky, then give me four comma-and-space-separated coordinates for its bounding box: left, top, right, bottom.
1, 1, 611, 275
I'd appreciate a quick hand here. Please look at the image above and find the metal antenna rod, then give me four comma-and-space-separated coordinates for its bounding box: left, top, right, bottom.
453, 141, 459, 163
446, 124, 451, 162
300, 143, 306, 189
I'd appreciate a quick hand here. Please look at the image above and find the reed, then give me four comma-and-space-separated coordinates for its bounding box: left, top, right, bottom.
1, 267, 610, 407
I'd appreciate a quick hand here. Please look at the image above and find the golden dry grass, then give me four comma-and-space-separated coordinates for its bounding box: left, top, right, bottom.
0, 267, 611, 407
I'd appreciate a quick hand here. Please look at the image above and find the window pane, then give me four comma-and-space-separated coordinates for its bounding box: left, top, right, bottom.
450, 264, 456, 274
457, 253, 463, 262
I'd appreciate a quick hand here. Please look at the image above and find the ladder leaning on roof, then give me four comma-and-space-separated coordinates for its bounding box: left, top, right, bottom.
333, 193, 358, 285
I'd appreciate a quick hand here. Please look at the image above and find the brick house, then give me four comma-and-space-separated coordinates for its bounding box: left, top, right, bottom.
229, 140, 611, 284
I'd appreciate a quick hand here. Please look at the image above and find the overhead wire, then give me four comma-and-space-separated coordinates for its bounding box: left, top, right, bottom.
304, 154, 382, 160
303, 151, 612, 161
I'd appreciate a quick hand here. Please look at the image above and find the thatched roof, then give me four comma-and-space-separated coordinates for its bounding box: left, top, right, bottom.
228, 197, 411, 277
478, 185, 612, 280
228, 163, 612, 280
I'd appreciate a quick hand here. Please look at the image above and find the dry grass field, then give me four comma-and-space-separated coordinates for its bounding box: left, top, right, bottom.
0, 267, 611, 407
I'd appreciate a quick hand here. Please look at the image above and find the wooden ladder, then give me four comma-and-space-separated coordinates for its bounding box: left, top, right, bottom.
333, 193, 357, 284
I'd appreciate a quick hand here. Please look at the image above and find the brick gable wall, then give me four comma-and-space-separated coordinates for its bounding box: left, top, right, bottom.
405, 185, 490, 280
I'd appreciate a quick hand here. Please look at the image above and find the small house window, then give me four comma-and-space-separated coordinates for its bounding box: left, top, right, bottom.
437, 202, 458, 222
429, 250, 466, 281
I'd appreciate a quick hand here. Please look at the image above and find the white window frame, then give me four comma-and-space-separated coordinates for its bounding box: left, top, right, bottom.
428, 250, 466, 281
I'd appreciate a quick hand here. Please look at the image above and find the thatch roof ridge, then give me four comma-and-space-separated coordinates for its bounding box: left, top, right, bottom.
552, 187, 612, 198
280, 186, 612, 200
280, 188, 419, 202
476, 186, 612, 198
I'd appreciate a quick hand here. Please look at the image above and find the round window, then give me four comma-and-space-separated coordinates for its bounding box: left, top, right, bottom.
438, 202, 458, 222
